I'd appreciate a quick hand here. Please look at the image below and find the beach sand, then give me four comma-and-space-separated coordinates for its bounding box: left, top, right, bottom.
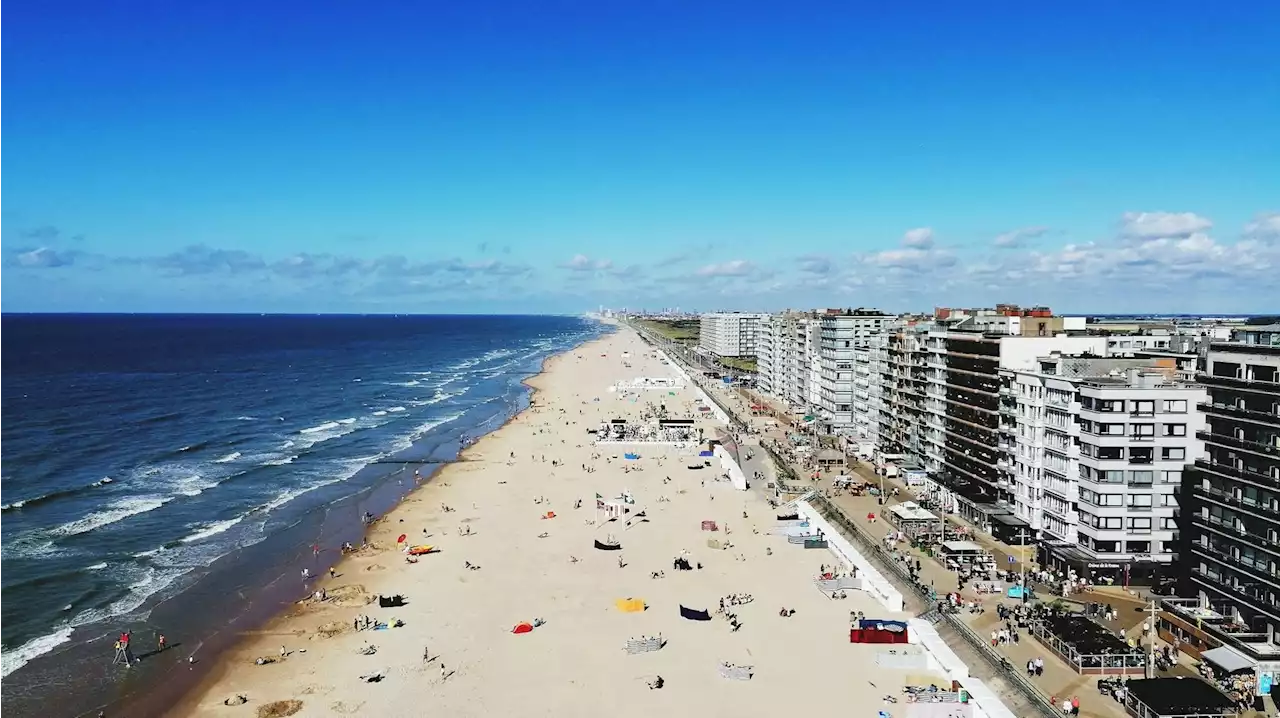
178, 328, 925, 717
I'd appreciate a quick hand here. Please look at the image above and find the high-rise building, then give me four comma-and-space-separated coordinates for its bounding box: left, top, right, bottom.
756, 312, 819, 410
918, 327, 1109, 538
1180, 324, 1280, 639
815, 309, 893, 434
1002, 357, 1205, 583
698, 312, 767, 358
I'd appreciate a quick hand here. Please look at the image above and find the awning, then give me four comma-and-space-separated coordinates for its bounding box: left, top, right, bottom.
1200, 645, 1256, 674
942, 540, 983, 553
889, 502, 937, 522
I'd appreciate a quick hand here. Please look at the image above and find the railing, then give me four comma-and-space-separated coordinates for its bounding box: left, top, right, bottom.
803, 494, 1059, 718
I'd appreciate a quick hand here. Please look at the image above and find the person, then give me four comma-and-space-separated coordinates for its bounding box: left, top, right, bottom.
423, 646, 429, 664
280, 645, 287, 658
158, 634, 167, 652
329, 567, 336, 579
440, 662, 447, 680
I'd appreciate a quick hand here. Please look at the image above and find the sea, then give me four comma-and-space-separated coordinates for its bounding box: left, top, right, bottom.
0, 313, 607, 716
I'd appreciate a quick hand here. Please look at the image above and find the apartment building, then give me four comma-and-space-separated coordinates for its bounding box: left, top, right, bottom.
918, 328, 1109, 539
1180, 325, 1280, 640
698, 312, 767, 358
1001, 356, 1206, 584
815, 309, 892, 434
756, 313, 821, 410
878, 320, 933, 463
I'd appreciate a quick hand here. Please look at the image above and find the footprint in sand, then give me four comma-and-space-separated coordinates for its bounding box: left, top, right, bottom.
365, 564, 386, 572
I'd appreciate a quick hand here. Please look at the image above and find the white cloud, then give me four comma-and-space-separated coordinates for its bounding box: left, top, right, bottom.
560, 254, 613, 271
695, 259, 756, 277
901, 227, 935, 249
861, 227, 953, 271
796, 255, 833, 274
1120, 211, 1212, 239
993, 225, 1049, 248
12, 247, 77, 268
1244, 211, 1280, 241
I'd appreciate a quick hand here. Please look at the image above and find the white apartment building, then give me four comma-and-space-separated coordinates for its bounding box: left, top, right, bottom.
698, 312, 767, 358
816, 310, 892, 434
755, 313, 820, 411
918, 331, 1110, 537
1002, 358, 1205, 580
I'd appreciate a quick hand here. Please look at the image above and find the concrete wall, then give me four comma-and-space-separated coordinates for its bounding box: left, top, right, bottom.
796, 500, 904, 612
713, 445, 748, 491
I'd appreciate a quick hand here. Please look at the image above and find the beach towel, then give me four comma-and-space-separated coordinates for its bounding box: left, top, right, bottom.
407, 545, 436, 556
512, 622, 534, 634
615, 598, 646, 613
701, 520, 718, 531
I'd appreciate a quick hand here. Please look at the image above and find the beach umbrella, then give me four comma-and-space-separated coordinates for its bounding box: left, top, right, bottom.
397, 533, 407, 544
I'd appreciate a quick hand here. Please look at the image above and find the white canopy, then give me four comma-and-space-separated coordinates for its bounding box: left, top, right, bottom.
941, 540, 983, 553
888, 501, 937, 522
1201, 645, 1256, 674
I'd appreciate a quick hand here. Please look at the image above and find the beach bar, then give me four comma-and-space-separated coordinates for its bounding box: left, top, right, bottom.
1031, 614, 1146, 675
1122, 678, 1237, 718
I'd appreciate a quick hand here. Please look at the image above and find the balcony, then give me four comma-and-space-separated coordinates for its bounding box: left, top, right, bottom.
1197, 430, 1280, 458
1193, 458, 1280, 489
1199, 401, 1280, 426
1192, 544, 1280, 590
1192, 512, 1280, 556
1200, 372, 1280, 390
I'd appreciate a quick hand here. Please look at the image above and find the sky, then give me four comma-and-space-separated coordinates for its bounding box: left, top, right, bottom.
3, 1, 1278, 315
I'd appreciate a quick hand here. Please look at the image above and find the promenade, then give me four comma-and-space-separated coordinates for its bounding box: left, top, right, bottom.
629, 321, 1142, 718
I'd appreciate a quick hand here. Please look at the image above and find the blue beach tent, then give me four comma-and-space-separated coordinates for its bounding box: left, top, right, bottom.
624, 453, 640, 460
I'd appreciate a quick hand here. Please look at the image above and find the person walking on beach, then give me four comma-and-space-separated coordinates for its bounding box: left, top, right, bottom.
423, 646, 429, 664
157, 634, 167, 652
301, 568, 310, 581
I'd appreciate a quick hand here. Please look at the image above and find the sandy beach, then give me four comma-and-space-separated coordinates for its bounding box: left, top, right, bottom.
179, 326, 926, 717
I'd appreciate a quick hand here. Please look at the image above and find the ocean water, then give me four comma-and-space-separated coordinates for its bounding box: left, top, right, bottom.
0, 314, 604, 689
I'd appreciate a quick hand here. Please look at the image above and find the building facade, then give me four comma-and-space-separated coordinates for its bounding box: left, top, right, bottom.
816, 310, 892, 434
1181, 327, 1280, 638
698, 312, 767, 358
919, 331, 1109, 538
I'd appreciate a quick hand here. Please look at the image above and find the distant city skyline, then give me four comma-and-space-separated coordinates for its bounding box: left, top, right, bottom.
4, 2, 1278, 314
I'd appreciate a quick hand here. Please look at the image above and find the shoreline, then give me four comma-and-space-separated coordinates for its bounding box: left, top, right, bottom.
165, 329, 614, 716
170, 326, 936, 718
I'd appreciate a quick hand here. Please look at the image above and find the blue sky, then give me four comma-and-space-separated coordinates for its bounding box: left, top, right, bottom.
4, 1, 1278, 314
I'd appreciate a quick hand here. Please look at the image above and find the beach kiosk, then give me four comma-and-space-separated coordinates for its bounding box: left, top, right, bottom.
939, 540, 986, 566
887, 501, 938, 530
1122, 677, 1237, 718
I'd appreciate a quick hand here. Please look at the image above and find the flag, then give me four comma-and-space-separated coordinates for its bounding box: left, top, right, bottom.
595, 493, 603, 499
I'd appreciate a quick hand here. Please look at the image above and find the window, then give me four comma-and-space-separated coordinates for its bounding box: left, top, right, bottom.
1132, 424, 1155, 438
1080, 397, 1095, 410
1097, 517, 1123, 530
1162, 447, 1186, 461
1130, 447, 1154, 464
1162, 470, 1182, 483
1163, 400, 1188, 413
1163, 424, 1187, 437
1132, 400, 1155, 416
1103, 470, 1125, 483
1097, 446, 1124, 460
1128, 494, 1153, 508
1097, 399, 1124, 413
1162, 517, 1179, 529
1099, 423, 1126, 435
1130, 471, 1154, 485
